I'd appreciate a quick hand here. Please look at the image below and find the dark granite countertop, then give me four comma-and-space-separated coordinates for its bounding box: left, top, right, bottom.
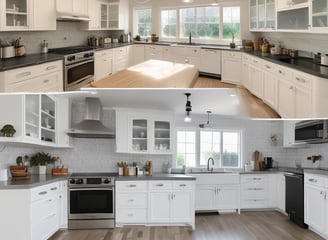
0, 53, 64, 72
304, 168, 328, 176
243, 50, 328, 79
92, 42, 134, 51
0, 174, 68, 190
116, 173, 196, 181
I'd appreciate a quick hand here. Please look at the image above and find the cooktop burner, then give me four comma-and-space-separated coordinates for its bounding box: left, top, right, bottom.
48, 46, 94, 55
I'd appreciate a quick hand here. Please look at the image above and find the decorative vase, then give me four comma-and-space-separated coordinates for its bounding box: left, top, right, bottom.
38, 165, 46, 175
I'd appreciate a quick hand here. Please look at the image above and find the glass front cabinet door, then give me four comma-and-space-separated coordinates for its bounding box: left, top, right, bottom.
3, 0, 29, 29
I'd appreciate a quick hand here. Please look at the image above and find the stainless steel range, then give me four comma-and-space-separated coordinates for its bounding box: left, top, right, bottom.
49, 46, 94, 91
68, 172, 116, 229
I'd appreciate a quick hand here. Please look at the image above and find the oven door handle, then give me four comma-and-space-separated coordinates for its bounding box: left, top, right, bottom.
66, 59, 94, 69
284, 172, 303, 178
74, 75, 94, 85
69, 187, 114, 191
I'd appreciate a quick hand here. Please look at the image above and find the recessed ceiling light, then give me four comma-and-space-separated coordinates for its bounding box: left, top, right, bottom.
230, 94, 237, 97
182, 0, 194, 3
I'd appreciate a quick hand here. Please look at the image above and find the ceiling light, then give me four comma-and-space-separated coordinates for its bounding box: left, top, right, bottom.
199, 111, 212, 129
211, 0, 218, 6
184, 93, 192, 122
182, 0, 194, 3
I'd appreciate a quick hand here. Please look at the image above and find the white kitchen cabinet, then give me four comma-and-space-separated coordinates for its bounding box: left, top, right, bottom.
200, 48, 221, 76
115, 109, 174, 154
282, 120, 309, 147
0, 181, 62, 240
0, 60, 63, 92
276, 173, 286, 213
113, 46, 129, 73
311, 0, 328, 30
277, 6, 309, 30
262, 60, 279, 110
149, 181, 195, 228
172, 46, 201, 68
304, 173, 327, 236
249, 0, 276, 31
30, 0, 56, 30
248, 58, 263, 98
56, 0, 88, 16
94, 49, 113, 81
145, 45, 163, 60
241, 174, 271, 209
221, 51, 242, 85
0, 94, 70, 148
242, 54, 251, 89
58, 180, 68, 228
191, 173, 240, 213
277, 0, 308, 11
131, 44, 145, 65
84, 0, 101, 30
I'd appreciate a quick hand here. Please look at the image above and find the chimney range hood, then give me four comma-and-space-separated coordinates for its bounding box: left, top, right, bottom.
66, 97, 115, 139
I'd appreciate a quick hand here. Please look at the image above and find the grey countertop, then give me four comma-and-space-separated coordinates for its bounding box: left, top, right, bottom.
304, 168, 328, 176
116, 173, 196, 181
0, 174, 68, 190
0, 53, 64, 72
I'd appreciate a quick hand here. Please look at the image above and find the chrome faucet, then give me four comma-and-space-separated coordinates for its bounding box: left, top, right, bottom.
207, 157, 214, 172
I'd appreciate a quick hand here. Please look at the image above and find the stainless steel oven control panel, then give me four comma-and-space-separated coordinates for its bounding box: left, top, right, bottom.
69, 177, 114, 186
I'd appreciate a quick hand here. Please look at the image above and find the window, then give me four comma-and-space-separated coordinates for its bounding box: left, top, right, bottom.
176, 129, 242, 168
161, 9, 177, 38
180, 7, 220, 40
135, 8, 152, 37
223, 6, 241, 40
176, 131, 196, 167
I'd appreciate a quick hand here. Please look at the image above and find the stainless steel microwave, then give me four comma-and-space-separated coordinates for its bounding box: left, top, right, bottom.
295, 120, 328, 143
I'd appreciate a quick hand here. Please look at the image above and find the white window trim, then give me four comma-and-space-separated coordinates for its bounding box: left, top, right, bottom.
159, 2, 242, 45
133, 7, 153, 38
175, 127, 244, 169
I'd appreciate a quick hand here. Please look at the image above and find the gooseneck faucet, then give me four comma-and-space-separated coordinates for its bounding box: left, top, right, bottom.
207, 157, 214, 172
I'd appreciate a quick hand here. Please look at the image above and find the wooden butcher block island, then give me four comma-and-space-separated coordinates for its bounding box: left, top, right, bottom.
90, 60, 199, 88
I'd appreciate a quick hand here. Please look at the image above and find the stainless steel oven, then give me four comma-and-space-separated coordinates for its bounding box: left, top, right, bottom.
68, 173, 115, 229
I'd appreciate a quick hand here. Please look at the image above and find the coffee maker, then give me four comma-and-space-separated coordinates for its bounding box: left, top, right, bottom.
263, 157, 273, 169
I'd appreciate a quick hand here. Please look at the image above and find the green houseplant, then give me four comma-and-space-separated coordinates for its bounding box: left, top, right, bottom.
29, 152, 59, 174
0, 124, 16, 137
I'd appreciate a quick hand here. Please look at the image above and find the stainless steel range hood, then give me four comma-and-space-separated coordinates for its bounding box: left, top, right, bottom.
67, 97, 115, 138
56, 12, 91, 21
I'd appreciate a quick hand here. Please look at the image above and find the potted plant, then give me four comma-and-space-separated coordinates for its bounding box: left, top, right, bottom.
29, 152, 59, 175
0, 124, 16, 137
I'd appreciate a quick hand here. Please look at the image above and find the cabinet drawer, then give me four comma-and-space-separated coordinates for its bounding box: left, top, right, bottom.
149, 181, 172, 190
262, 60, 278, 75
241, 198, 267, 208
116, 181, 147, 191
222, 51, 241, 59
114, 47, 127, 56
31, 182, 59, 202
241, 184, 267, 197
293, 72, 312, 90
241, 175, 268, 184
186, 47, 201, 57
116, 193, 148, 208
274, 66, 292, 79
305, 174, 325, 187
173, 181, 194, 190
95, 49, 113, 58
116, 208, 147, 223
36, 61, 63, 75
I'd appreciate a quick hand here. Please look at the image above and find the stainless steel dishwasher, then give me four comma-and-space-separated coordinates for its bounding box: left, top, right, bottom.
285, 171, 308, 228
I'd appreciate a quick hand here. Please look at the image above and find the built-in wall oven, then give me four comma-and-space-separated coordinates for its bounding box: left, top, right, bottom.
49, 46, 94, 91
68, 173, 115, 229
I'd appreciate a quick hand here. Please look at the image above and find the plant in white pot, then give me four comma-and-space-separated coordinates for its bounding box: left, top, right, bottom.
29, 152, 59, 175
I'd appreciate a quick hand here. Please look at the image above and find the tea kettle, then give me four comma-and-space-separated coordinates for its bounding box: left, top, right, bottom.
40, 40, 48, 54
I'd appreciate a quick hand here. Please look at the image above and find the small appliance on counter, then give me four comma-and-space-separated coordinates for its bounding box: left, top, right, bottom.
263, 157, 273, 169
14, 37, 26, 57
2, 44, 15, 59
40, 40, 48, 53
320, 54, 328, 66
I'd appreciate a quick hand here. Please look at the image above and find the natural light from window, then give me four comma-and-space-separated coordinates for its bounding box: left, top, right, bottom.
135, 8, 152, 37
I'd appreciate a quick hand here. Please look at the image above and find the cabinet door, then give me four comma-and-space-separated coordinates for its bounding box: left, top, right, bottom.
87, 0, 100, 29
73, 0, 88, 15
131, 118, 149, 152
295, 87, 312, 118
222, 58, 241, 84
108, 3, 119, 28
263, 71, 277, 109
242, 60, 250, 89
250, 0, 258, 29
2, 0, 29, 30
217, 186, 240, 210
312, 0, 328, 28
278, 79, 295, 118
100, 3, 108, 29
59, 181, 68, 228
276, 173, 286, 212
41, 95, 56, 144
283, 120, 299, 147
31, 0, 56, 30
95, 57, 113, 81
25, 94, 40, 141
171, 191, 193, 222
153, 120, 171, 153
56, 0, 73, 13
258, 0, 266, 28
249, 65, 263, 98
266, 0, 275, 29
195, 185, 216, 211
149, 192, 171, 222
304, 184, 326, 232
200, 49, 221, 75
132, 45, 145, 65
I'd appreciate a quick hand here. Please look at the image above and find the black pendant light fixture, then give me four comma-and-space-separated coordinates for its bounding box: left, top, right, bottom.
184, 93, 192, 122
199, 111, 212, 128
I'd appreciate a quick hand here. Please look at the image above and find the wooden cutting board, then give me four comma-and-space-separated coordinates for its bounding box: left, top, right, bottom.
253, 150, 262, 171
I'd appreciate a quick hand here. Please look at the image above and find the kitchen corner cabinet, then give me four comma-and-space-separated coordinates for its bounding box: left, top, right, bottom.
0, 181, 66, 240
0, 94, 70, 148
221, 51, 242, 85
115, 109, 174, 154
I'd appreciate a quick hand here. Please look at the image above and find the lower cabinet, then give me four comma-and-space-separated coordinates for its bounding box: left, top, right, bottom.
116, 180, 195, 229
0, 181, 67, 240
221, 51, 242, 84
276, 173, 286, 213
304, 173, 327, 237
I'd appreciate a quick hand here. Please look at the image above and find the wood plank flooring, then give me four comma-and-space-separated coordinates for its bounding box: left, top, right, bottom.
50, 211, 323, 240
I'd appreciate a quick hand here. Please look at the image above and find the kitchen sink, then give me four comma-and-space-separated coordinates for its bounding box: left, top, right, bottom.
187, 169, 234, 174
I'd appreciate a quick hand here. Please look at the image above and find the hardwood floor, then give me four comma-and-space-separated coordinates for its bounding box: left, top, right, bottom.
50, 211, 323, 240
195, 76, 280, 118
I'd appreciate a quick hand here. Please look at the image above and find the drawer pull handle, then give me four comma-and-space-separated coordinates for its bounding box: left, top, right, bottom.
38, 191, 47, 195
265, 65, 271, 69
128, 199, 134, 202
309, 179, 317, 183
46, 66, 57, 71
17, 71, 32, 78
43, 79, 49, 83
50, 187, 57, 191
129, 184, 137, 187
179, 184, 187, 187
127, 213, 134, 217
156, 184, 164, 187
289, 86, 294, 90
296, 77, 306, 83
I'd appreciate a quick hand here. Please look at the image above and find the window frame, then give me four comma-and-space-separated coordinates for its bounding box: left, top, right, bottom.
159, 2, 241, 44
134, 7, 153, 38
175, 127, 243, 169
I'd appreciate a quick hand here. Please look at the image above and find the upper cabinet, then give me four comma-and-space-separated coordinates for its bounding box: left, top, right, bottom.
56, 0, 88, 16
277, 0, 308, 11
115, 109, 174, 155
311, 0, 328, 29
250, 0, 276, 31
0, 94, 70, 148
0, 0, 56, 31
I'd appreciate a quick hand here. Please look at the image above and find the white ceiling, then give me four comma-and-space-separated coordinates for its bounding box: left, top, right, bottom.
59, 88, 246, 117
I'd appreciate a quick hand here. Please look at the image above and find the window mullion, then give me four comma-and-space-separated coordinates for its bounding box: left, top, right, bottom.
220, 130, 223, 168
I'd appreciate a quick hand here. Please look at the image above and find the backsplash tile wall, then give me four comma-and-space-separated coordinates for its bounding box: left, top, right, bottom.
1, 118, 327, 172
0, 22, 124, 54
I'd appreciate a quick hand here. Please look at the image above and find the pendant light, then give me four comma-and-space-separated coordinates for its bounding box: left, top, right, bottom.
199, 111, 212, 129
184, 93, 192, 122
211, 0, 219, 6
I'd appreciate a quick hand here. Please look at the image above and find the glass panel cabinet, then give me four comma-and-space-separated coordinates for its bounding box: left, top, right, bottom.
250, 0, 276, 30
4, 0, 29, 28
132, 119, 148, 152
154, 121, 171, 152
312, 0, 328, 28
25, 94, 40, 141
40, 95, 56, 144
